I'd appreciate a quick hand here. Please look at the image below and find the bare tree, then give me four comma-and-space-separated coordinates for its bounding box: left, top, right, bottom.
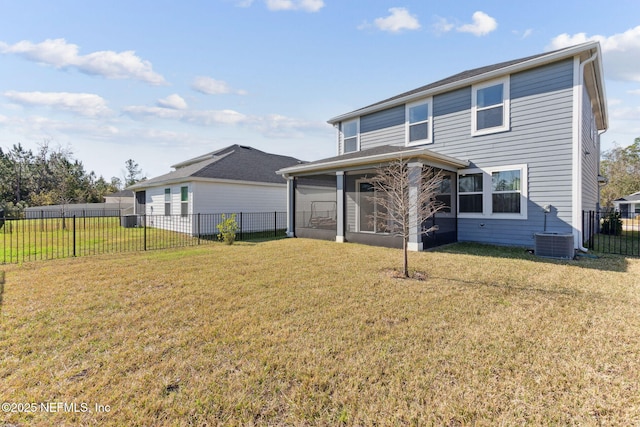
366, 158, 446, 278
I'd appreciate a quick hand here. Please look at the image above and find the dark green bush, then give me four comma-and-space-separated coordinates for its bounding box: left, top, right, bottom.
601, 211, 623, 236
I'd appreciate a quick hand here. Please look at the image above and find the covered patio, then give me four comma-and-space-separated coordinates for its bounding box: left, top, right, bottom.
278, 145, 469, 251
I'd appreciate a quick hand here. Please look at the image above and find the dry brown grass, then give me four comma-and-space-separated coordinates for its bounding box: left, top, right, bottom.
1, 239, 639, 426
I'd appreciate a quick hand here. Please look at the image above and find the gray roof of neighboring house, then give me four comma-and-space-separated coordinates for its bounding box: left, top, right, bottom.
105, 189, 134, 198
128, 145, 304, 190
615, 191, 640, 202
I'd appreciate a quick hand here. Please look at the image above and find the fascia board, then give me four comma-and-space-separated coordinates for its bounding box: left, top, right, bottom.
277, 148, 469, 176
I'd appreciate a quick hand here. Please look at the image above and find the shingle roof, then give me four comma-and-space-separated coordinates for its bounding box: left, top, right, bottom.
128, 145, 304, 189
105, 189, 134, 198
616, 191, 640, 202
277, 144, 468, 176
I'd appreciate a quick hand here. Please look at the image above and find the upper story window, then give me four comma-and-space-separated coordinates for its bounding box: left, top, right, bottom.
472, 77, 510, 136
343, 119, 359, 153
406, 98, 433, 146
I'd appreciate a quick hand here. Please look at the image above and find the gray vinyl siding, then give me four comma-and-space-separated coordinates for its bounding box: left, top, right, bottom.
581, 85, 599, 212
359, 106, 405, 150
438, 59, 575, 247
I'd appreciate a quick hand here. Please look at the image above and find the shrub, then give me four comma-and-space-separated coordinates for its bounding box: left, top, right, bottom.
216, 214, 239, 245
601, 211, 623, 236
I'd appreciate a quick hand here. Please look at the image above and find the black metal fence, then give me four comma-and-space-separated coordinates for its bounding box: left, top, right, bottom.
583, 210, 640, 256
1, 211, 287, 264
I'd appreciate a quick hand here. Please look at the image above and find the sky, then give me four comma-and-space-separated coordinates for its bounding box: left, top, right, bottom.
1, 0, 639, 181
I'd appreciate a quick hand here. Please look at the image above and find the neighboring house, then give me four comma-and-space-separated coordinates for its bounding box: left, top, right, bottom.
613, 191, 640, 218
103, 189, 134, 215
128, 145, 303, 234
277, 42, 607, 252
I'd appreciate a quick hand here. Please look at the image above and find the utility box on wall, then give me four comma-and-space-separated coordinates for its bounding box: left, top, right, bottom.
534, 232, 575, 259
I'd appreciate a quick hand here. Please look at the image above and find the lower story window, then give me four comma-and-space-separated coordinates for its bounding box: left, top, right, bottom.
492, 170, 521, 213
459, 173, 483, 213
458, 165, 527, 218
164, 188, 171, 216
180, 186, 189, 217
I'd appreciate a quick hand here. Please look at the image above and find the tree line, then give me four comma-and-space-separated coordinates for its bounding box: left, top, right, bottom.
0, 142, 144, 215
600, 137, 640, 208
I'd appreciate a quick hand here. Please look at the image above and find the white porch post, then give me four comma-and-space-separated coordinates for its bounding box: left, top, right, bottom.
407, 162, 423, 251
286, 176, 295, 238
336, 171, 345, 243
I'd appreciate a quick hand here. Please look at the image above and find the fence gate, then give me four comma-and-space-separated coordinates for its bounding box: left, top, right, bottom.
583, 210, 640, 257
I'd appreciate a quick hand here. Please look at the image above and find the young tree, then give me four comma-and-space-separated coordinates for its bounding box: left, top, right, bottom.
366, 158, 446, 278
124, 159, 145, 187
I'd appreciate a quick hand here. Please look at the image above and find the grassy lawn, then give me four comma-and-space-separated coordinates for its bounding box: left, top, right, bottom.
1, 239, 639, 425
1, 217, 206, 263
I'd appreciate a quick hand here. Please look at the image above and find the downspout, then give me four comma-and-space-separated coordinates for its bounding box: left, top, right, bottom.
573, 51, 598, 253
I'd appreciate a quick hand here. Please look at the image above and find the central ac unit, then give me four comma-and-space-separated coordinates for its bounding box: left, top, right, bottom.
534, 232, 575, 259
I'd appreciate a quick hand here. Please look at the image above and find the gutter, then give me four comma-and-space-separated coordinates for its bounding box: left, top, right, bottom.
574, 49, 599, 253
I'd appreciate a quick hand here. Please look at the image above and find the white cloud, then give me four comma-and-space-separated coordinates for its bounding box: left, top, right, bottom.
0, 38, 166, 85
122, 102, 326, 138
235, 0, 254, 7
548, 26, 640, 82
629, 90, 640, 96
191, 76, 247, 95
248, 113, 327, 138
123, 105, 248, 126
3, 91, 111, 117
157, 94, 188, 110
432, 16, 454, 35
373, 7, 421, 33
457, 11, 497, 36
265, 0, 324, 12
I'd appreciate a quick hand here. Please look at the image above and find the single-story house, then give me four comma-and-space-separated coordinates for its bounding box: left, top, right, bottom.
613, 191, 640, 218
103, 189, 134, 214
277, 41, 607, 253
128, 144, 303, 235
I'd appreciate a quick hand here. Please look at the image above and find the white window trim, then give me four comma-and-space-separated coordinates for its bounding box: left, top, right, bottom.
457, 164, 527, 220
471, 76, 510, 136
341, 119, 360, 154
405, 97, 433, 147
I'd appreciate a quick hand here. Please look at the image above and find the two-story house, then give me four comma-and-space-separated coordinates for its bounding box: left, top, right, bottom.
277, 41, 607, 252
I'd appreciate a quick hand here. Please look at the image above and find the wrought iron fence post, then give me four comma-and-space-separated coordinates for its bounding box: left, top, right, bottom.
197, 213, 201, 244
274, 211, 277, 237
73, 215, 77, 257
143, 214, 147, 251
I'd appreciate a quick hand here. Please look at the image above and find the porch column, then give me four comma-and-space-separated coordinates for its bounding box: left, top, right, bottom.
336, 171, 345, 243
286, 176, 295, 238
407, 162, 423, 251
